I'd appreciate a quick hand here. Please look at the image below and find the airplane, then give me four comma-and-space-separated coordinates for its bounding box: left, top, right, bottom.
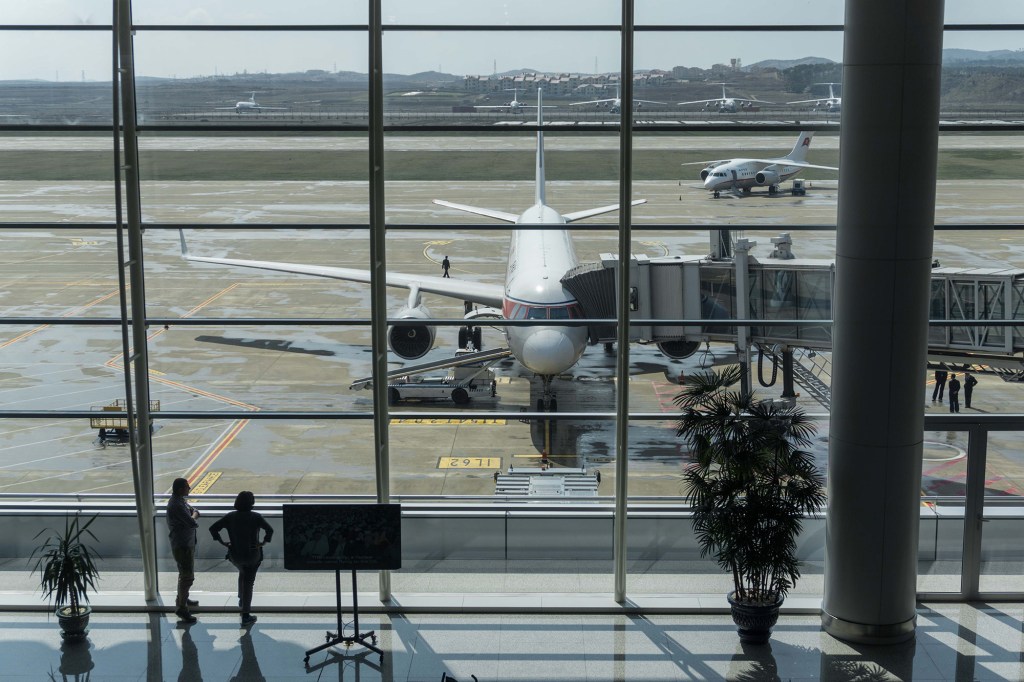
678, 83, 771, 113
216, 92, 288, 114
473, 88, 551, 114
568, 85, 665, 114
684, 131, 838, 198
178, 88, 646, 412
787, 82, 842, 113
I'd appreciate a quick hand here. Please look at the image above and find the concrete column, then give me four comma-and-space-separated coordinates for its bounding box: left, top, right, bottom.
822, 0, 944, 644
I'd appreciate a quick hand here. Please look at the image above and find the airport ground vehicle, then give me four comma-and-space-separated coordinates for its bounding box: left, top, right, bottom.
90, 399, 160, 445
387, 362, 497, 405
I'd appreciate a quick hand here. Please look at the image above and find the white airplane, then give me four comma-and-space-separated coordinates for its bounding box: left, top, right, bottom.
788, 82, 842, 113
473, 88, 552, 114
568, 85, 665, 114
685, 131, 838, 198
179, 88, 645, 411
678, 83, 770, 113
216, 92, 288, 114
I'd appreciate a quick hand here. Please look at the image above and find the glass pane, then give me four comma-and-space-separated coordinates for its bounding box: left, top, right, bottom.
918, 429, 968, 593
1, 2, 110, 24
133, 1, 365, 25
0, 31, 114, 126
383, 0, 619, 26
133, 31, 369, 127
979, 430, 1024, 592
637, 1, 844, 26
0, 228, 120, 316
136, 135, 369, 223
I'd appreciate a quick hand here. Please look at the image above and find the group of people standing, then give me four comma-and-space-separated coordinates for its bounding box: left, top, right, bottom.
166, 478, 273, 626
931, 368, 979, 413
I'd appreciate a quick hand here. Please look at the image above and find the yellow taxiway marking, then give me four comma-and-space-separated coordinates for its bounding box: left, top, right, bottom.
438, 457, 502, 469
190, 471, 222, 495
391, 418, 506, 425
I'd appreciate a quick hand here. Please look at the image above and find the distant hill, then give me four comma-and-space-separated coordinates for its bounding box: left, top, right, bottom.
747, 57, 835, 71
943, 48, 1024, 65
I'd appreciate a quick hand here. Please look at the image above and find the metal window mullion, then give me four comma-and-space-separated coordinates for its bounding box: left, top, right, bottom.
613, 0, 633, 604
961, 425, 988, 599
368, 0, 391, 601
115, 0, 158, 602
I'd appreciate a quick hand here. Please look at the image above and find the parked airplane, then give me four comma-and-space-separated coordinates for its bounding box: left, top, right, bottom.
568, 85, 665, 114
684, 131, 838, 198
788, 82, 842, 113
179, 89, 646, 411
678, 83, 770, 113
217, 92, 288, 114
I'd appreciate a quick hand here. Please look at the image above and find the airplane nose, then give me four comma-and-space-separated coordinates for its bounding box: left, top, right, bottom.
520, 329, 580, 375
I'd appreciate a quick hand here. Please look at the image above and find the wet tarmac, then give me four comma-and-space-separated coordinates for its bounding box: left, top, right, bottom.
1, 135, 1024, 498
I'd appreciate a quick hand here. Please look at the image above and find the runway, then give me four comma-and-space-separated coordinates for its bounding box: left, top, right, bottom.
2, 135, 1024, 498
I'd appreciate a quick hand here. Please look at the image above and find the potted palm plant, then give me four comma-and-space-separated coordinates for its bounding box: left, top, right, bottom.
31, 513, 102, 642
676, 366, 825, 644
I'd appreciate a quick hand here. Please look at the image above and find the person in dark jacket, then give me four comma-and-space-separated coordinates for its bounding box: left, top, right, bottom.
210, 491, 273, 626
931, 368, 948, 402
948, 373, 961, 413
167, 477, 201, 623
964, 372, 978, 408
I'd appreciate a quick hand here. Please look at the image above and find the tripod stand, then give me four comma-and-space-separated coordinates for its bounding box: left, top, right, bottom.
304, 569, 382, 664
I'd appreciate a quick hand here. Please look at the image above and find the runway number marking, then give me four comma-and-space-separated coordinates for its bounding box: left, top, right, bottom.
391, 418, 506, 425
190, 471, 221, 494
438, 457, 502, 469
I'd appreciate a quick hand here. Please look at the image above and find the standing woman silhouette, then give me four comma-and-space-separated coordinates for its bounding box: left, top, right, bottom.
210, 491, 273, 626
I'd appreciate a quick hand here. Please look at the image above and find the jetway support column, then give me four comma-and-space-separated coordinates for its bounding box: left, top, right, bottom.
822, 0, 943, 644
781, 348, 796, 399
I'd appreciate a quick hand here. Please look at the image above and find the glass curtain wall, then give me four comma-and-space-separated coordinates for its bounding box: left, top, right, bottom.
3, 0, 1024, 602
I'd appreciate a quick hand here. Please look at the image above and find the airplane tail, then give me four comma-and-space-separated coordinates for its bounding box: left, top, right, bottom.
786, 131, 815, 163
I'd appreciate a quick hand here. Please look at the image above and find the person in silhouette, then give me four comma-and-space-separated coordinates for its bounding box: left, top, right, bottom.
166, 477, 200, 623
441, 255, 451, 278
931, 368, 948, 402
210, 491, 273, 626
964, 372, 978, 408
948, 373, 961, 413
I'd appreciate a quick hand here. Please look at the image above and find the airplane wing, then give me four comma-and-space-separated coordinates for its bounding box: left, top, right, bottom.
563, 199, 646, 223
178, 230, 505, 308
568, 98, 615, 107
681, 159, 731, 167
432, 200, 520, 223
635, 99, 667, 105
677, 99, 718, 106
745, 158, 839, 171
787, 98, 821, 105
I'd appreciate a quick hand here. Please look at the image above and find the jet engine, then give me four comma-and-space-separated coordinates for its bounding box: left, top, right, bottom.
657, 339, 701, 359
755, 169, 781, 186
388, 304, 435, 360
699, 165, 717, 182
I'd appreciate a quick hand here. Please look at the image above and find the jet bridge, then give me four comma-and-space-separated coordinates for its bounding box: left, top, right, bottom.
560, 234, 1024, 366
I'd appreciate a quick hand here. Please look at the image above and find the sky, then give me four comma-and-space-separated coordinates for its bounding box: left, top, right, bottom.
1, 0, 1022, 81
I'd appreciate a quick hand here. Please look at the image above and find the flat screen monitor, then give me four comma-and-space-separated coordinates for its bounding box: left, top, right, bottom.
283, 503, 402, 571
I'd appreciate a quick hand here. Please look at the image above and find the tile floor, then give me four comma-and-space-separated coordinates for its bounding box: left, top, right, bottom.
2, 603, 1022, 681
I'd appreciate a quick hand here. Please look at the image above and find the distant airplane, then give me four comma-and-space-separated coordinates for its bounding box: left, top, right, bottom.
473, 88, 552, 114
788, 82, 842, 113
678, 83, 771, 113
568, 85, 665, 114
684, 131, 838, 198
216, 92, 288, 114
179, 88, 646, 412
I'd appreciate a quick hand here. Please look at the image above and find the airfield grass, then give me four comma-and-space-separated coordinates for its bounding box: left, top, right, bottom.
0, 145, 1018, 182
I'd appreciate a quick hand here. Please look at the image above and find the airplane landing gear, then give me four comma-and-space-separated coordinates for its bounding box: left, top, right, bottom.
713, 190, 721, 199
458, 325, 483, 351
536, 375, 558, 412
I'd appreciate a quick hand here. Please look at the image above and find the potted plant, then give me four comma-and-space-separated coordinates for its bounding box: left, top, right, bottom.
676, 366, 825, 644
31, 513, 102, 642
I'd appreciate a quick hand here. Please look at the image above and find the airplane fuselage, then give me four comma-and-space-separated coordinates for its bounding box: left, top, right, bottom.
501, 204, 588, 376
703, 160, 804, 193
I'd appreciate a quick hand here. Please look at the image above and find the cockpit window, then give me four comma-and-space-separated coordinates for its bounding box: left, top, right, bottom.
527, 307, 548, 320
549, 307, 570, 320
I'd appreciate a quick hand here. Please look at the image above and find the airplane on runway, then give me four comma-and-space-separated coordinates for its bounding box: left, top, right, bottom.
217, 92, 288, 114
684, 131, 838, 198
678, 83, 770, 113
568, 85, 665, 114
179, 88, 646, 411
473, 88, 552, 114
787, 83, 841, 113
